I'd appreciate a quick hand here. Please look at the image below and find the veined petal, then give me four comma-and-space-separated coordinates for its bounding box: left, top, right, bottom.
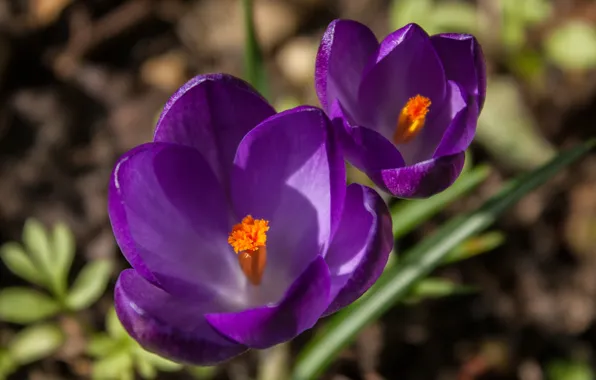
398, 81, 468, 164
358, 23, 447, 138
371, 152, 466, 199
108, 142, 243, 300
154, 74, 276, 191
431, 34, 487, 109
115, 269, 247, 365
315, 19, 378, 119
323, 184, 393, 316
231, 106, 345, 291
434, 82, 479, 158
332, 100, 405, 174
205, 256, 331, 349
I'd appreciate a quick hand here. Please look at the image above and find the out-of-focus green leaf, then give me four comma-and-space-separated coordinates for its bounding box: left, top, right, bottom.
292, 140, 595, 380
135, 353, 157, 379
51, 222, 75, 295
22, 219, 52, 278
391, 164, 490, 239
0, 350, 16, 380
0, 242, 45, 286
136, 348, 182, 373
187, 366, 218, 379
477, 77, 556, 171
8, 323, 64, 364
0, 288, 60, 323
66, 260, 112, 310
107, 307, 126, 338
431, 2, 478, 34
92, 351, 134, 380
242, 0, 268, 98
390, 0, 433, 32
443, 231, 505, 264
88, 334, 123, 357
547, 359, 594, 380
404, 277, 476, 303
545, 21, 596, 71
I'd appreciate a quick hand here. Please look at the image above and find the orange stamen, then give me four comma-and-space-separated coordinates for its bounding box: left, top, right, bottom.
228, 215, 269, 285
393, 95, 431, 144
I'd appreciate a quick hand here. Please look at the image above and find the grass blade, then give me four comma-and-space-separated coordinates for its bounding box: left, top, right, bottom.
292, 140, 595, 380
242, 0, 268, 97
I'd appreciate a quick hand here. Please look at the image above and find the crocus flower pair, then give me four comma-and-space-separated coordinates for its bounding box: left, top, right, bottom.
109, 20, 485, 365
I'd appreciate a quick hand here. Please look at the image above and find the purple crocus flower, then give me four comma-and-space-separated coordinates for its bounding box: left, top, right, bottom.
108, 74, 393, 365
315, 20, 486, 198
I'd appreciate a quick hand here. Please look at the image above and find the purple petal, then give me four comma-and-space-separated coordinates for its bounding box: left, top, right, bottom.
372, 152, 466, 199
332, 100, 405, 174
115, 269, 247, 365
431, 33, 487, 109
108, 142, 244, 299
434, 82, 479, 158
205, 256, 331, 349
154, 74, 276, 191
231, 106, 345, 291
315, 19, 379, 119
323, 184, 393, 316
397, 81, 468, 164
357, 24, 447, 138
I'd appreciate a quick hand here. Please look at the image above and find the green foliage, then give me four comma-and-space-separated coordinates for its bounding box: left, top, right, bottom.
0, 242, 45, 287
545, 21, 596, 71
88, 308, 183, 380
391, 164, 490, 239
390, 0, 478, 35
547, 359, 594, 380
66, 260, 113, 310
292, 140, 595, 380
242, 0, 268, 98
0, 323, 64, 379
0, 220, 112, 325
404, 277, 477, 304
0, 288, 60, 324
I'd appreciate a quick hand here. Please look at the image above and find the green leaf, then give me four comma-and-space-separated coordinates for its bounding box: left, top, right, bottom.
87, 334, 123, 358
0, 288, 60, 324
135, 353, 157, 379
431, 2, 478, 34
404, 277, 476, 303
65, 260, 112, 310
391, 164, 490, 239
292, 141, 595, 380
545, 21, 596, 71
92, 351, 134, 380
107, 307, 126, 338
136, 348, 182, 372
443, 231, 505, 264
51, 223, 75, 295
8, 323, 64, 364
242, 0, 268, 97
0, 242, 45, 286
547, 359, 594, 380
390, 0, 433, 32
22, 219, 52, 278
477, 77, 556, 171
0, 350, 16, 380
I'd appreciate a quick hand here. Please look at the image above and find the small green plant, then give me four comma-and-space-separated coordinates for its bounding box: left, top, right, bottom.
0, 219, 113, 324
87, 308, 183, 380
0, 323, 64, 379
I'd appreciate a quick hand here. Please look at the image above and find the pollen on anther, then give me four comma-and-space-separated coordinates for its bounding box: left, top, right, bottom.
394, 95, 432, 144
228, 215, 270, 254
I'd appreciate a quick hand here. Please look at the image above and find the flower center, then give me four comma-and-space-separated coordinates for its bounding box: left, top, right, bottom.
228, 215, 270, 286
393, 95, 431, 144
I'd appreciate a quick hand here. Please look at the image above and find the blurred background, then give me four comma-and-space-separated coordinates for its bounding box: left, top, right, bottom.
1, 0, 596, 379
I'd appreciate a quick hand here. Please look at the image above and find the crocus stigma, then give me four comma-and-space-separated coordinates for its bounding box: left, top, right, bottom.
108, 74, 393, 365
315, 20, 487, 198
